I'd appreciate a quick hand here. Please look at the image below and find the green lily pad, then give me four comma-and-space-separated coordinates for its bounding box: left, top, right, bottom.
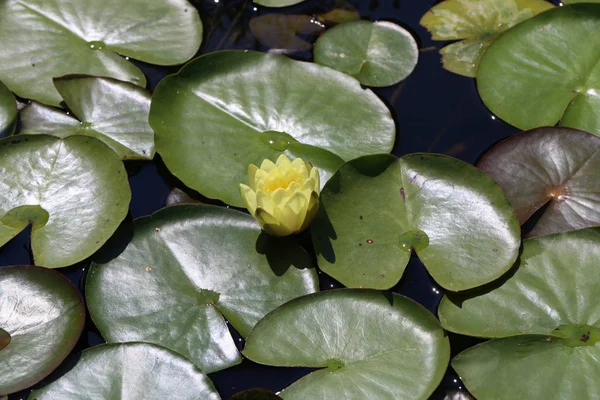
314, 20, 419, 87
0, 0, 202, 106
230, 389, 282, 400
21, 75, 155, 160
0, 135, 130, 268
420, 0, 553, 77
150, 50, 393, 207
478, 127, 600, 237
86, 204, 318, 373
249, 14, 325, 53
243, 289, 450, 399
0, 266, 85, 395
311, 154, 520, 291
28, 343, 220, 400
439, 228, 600, 399
0, 81, 16, 138
477, 4, 600, 134
254, 0, 306, 7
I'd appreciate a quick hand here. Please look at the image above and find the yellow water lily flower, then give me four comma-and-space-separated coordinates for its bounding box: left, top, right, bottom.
239, 154, 320, 237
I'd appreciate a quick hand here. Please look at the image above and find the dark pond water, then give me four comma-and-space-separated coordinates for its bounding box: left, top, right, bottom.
3, 0, 564, 398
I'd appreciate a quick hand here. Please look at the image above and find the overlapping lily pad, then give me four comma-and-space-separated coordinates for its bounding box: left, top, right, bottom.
243, 289, 450, 399
0, 81, 16, 138
477, 4, 600, 134
28, 343, 220, 400
86, 204, 318, 373
439, 228, 600, 399
21, 76, 155, 160
0, 266, 85, 395
0, 135, 130, 267
478, 127, 600, 237
0, 0, 202, 106
150, 50, 394, 207
421, 0, 553, 77
314, 20, 419, 87
311, 154, 520, 291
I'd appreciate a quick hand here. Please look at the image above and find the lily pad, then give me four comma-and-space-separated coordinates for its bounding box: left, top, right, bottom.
86, 204, 318, 373
250, 14, 324, 53
0, 0, 202, 106
230, 389, 282, 400
0, 135, 130, 268
28, 343, 220, 400
0, 266, 85, 395
254, 0, 306, 7
311, 153, 520, 291
21, 75, 155, 160
420, 0, 554, 77
314, 20, 419, 87
243, 289, 450, 399
477, 4, 600, 134
150, 50, 393, 207
478, 127, 600, 237
439, 228, 600, 399
0, 81, 16, 138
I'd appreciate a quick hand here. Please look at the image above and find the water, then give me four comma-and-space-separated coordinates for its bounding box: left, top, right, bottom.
3, 0, 565, 398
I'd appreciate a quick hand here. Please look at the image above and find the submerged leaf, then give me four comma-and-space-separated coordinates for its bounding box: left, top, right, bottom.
250, 14, 324, 53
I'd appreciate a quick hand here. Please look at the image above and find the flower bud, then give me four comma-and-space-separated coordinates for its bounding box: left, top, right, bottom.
239, 154, 320, 236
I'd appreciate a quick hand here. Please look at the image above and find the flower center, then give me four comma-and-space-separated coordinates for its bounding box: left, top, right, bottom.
262, 171, 301, 192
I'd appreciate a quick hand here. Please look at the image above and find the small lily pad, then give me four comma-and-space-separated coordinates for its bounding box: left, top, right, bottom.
21, 75, 155, 160
314, 20, 419, 87
0, 0, 202, 106
0, 266, 85, 395
150, 50, 394, 207
439, 229, 600, 399
250, 14, 324, 53
0, 135, 130, 268
477, 4, 600, 134
254, 0, 306, 7
478, 127, 600, 237
86, 205, 318, 373
243, 289, 450, 399
311, 153, 520, 291
28, 343, 220, 400
420, 0, 554, 77
0, 81, 16, 138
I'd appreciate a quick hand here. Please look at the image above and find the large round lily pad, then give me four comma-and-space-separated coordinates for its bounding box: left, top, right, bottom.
477, 4, 600, 134
86, 204, 318, 374
439, 228, 600, 399
28, 343, 220, 400
0, 0, 202, 106
478, 127, 600, 237
314, 20, 419, 87
0, 81, 16, 137
149, 50, 394, 207
0, 266, 85, 395
311, 153, 520, 291
0, 135, 130, 268
420, 0, 553, 77
243, 289, 450, 399
21, 75, 155, 160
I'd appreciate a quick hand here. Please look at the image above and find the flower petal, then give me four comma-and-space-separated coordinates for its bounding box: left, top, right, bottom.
299, 191, 320, 232
248, 164, 259, 191
256, 208, 294, 236
239, 184, 257, 216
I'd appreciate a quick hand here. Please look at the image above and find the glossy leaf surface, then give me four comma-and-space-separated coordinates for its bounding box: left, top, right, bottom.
314, 20, 419, 87
150, 51, 393, 207
440, 229, 600, 399
478, 127, 600, 237
0, 81, 16, 137
421, 0, 553, 77
477, 4, 600, 134
0, 266, 85, 395
311, 154, 520, 291
0, 135, 130, 267
243, 289, 450, 400
21, 76, 155, 160
0, 0, 202, 105
86, 205, 318, 373
28, 343, 220, 400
